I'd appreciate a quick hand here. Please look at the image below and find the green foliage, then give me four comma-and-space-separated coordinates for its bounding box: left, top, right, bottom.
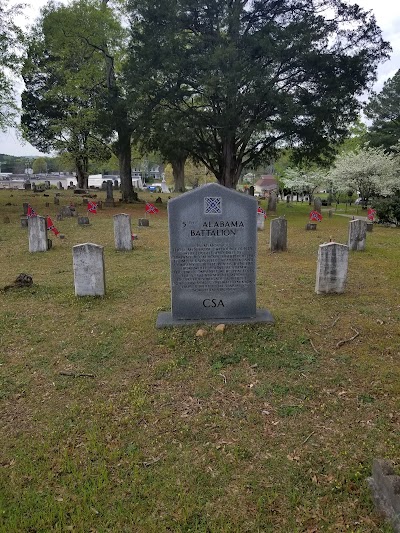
365, 69, 400, 151
20, 0, 137, 195
32, 157, 47, 174
126, 0, 389, 188
0, 0, 24, 130
328, 145, 399, 204
21, 1, 118, 186
372, 193, 400, 225
336, 119, 368, 154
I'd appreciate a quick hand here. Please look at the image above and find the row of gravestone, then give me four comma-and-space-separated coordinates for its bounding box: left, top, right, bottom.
257, 216, 370, 253
26, 213, 136, 252
22, 184, 373, 328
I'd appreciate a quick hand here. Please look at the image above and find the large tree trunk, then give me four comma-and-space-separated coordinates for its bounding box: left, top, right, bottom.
116, 128, 137, 203
218, 136, 241, 189
75, 156, 88, 189
172, 156, 186, 192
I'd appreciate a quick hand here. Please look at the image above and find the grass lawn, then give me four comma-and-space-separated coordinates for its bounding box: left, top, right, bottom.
0, 188, 399, 532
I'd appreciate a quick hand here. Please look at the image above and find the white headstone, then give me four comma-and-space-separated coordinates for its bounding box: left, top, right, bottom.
315, 242, 349, 294
113, 213, 132, 251
257, 212, 265, 231
73, 243, 105, 296
161, 178, 169, 193
28, 216, 48, 252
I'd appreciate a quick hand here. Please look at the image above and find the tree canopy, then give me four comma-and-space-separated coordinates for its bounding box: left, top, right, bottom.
364, 69, 400, 152
125, 0, 390, 188
327, 145, 399, 205
281, 167, 327, 202
0, 0, 24, 130
21, 0, 137, 200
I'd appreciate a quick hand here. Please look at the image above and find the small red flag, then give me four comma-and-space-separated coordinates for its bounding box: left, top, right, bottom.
87, 201, 97, 214
27, 204, 37, 217
46, 216, 60, 236
367, 208, 376, 221
145, 202, 159, 214
309, 210, 323, 222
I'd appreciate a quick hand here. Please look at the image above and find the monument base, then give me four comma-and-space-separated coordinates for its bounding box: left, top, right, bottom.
156, 309, 274, 328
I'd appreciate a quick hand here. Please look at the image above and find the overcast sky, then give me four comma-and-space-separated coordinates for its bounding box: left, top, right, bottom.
1, 0, 400, 157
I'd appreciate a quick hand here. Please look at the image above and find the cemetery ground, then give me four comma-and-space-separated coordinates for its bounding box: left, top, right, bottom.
0, 189, 399, 532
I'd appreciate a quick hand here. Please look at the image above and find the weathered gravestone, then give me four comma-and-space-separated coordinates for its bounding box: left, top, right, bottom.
113, 213, 133, 251
22, 202, 29, 215
366, 222, 373, 232
20, 216, 28, 228
256, 212, 265, 231
368, 459, 400, 533
156, 183, 274, 327
72, 243, 105, 296
57, 181, 64, 190
54, 196, 60, 205
315, 242, 348, 294
348, 219, 367, 251
78, 216, 90, 225
270, 217, 287, 252
61, 206, 74, 217
267, 191, 277, 212
28, 215, 48, 252
248, 185, 255, 196
104, 180, 115, 207
314, 197, 322, 214
138, 218, 149, 227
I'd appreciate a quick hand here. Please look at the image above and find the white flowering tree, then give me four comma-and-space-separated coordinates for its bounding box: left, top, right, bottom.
281, 167, 328, 203
328, 145, 399, 205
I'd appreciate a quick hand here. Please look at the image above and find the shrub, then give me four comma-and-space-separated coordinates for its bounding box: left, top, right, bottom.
372, 193, 400, 225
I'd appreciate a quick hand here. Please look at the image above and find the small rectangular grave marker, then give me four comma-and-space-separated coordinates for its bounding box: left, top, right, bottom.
114, 213, 132, 251
315, 242, 348, 294
348, 219, 367, 251
270, 217, 287, 251
73, 243, 105, 296
256, 212, 265, 231
28, 215, 48, 252
306, 223, 317, 230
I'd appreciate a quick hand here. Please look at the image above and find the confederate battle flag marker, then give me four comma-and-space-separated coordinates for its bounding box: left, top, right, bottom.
309, 210, 323, 222
46, 216, 60, 236
27, 204, 37, 217
145, 202, 159, 215
87, 201, 97, 214
257, 206, 267, 218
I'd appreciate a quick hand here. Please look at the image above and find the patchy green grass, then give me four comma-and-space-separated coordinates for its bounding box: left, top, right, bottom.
0, 189, 399, 532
